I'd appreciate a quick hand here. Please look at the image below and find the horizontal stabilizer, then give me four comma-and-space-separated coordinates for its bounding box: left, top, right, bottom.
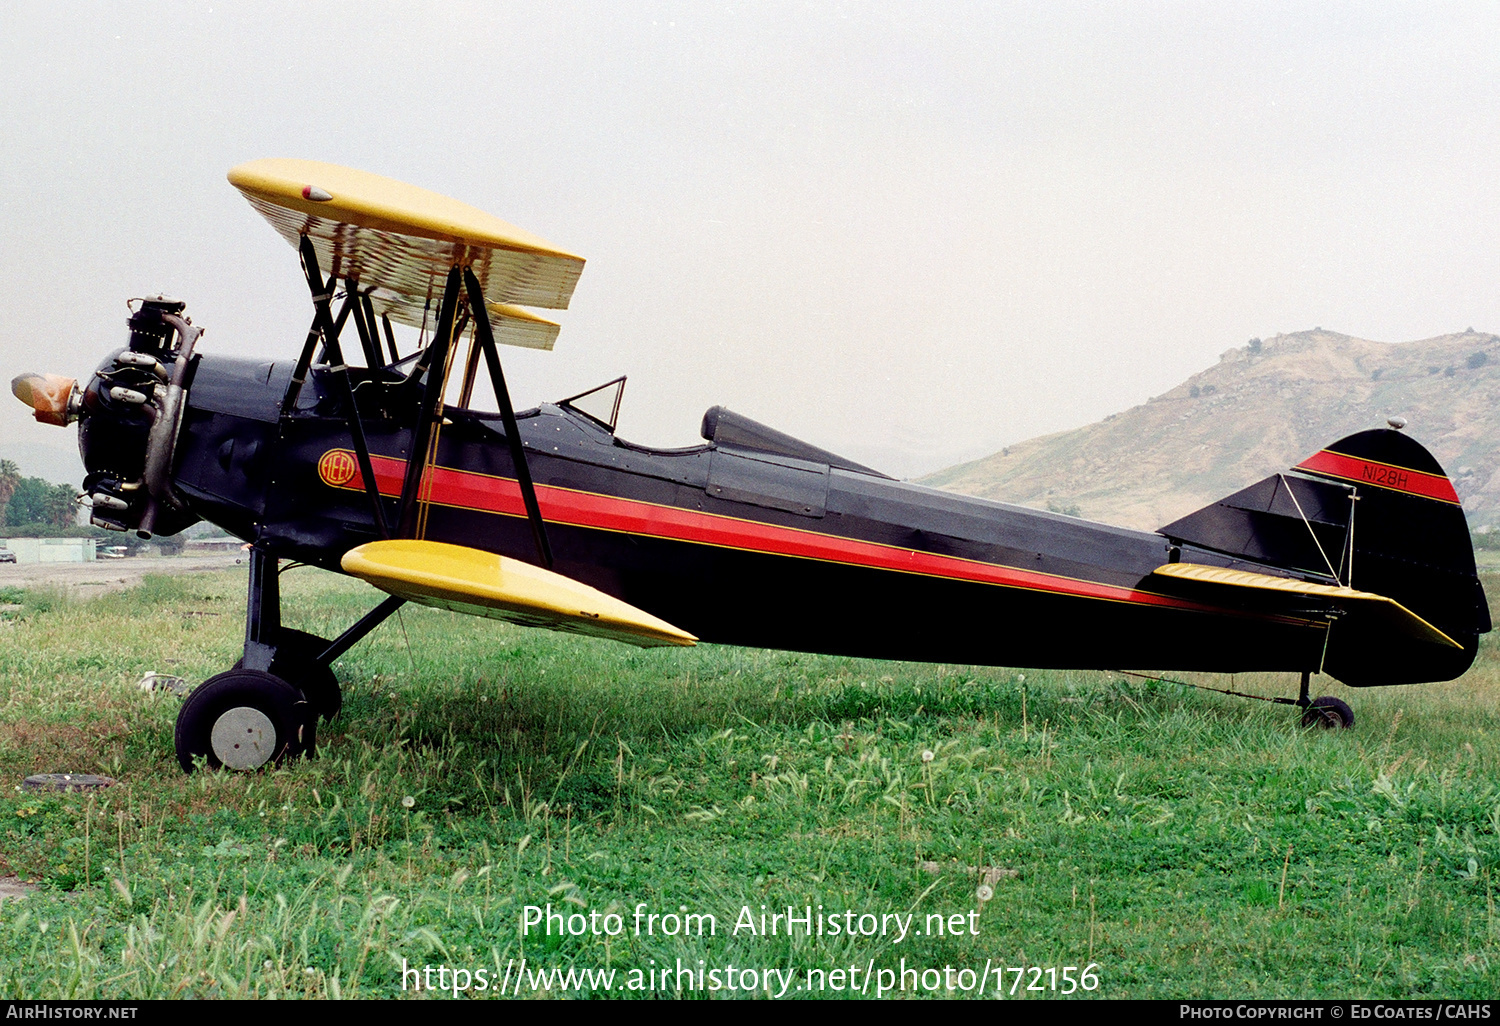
342, 540, 696, 648
1151, 562, 1460, 649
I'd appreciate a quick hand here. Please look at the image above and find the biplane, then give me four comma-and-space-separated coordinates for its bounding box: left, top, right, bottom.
10, 160, 1491, 772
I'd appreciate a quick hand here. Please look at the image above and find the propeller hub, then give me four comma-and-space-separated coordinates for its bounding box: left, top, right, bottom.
11, 373, 80, 427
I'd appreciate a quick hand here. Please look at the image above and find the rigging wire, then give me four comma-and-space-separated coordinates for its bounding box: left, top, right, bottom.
1276, 473, 1342, 584
1115, 669, 1303, 707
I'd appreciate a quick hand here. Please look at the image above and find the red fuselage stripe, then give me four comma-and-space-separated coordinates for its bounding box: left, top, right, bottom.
1295, 450, 1459, 504
336, 452, 1258, 615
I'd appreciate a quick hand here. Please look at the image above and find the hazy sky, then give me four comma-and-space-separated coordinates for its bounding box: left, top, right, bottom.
3, 2, 1498, 481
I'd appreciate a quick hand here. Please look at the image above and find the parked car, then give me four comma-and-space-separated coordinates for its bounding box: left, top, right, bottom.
0, 551, 15, 564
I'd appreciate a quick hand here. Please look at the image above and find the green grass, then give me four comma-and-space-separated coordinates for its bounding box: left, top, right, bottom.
0, 566, 1498, 998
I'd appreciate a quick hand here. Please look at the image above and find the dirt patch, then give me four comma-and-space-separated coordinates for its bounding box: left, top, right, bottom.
0, 721, 123, 771
0, 876, 35, 904
0, 555, 244, 596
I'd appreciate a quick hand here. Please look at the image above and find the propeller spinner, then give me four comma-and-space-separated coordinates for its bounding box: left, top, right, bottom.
11, 372, 80, 427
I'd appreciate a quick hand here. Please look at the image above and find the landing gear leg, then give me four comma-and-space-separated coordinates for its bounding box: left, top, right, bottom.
175, 546, 319, 771
238, 545, 342, 717
173, 550, 406, 771
241, 545, 280, 670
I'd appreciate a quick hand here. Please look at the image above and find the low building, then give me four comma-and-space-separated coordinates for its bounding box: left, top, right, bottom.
183, 536, 245, 554
0, 537, 97, 563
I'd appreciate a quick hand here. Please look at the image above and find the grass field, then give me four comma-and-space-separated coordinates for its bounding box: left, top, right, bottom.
0, 567, 1497, 999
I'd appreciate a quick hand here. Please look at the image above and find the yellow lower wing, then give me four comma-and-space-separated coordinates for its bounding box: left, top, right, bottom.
342, 541, 696, 649
1151, 562, 1460, 649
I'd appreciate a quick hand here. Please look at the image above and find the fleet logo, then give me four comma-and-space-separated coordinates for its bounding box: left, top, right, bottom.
318, 449, 359, 489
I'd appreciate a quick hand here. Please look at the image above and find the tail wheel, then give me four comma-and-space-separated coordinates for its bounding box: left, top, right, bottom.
233, 628, 342, 721
1301, 696, 1355, 730
174, 669, 316, 772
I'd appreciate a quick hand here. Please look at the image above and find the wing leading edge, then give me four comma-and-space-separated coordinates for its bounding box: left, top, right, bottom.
342, 540, 697, 649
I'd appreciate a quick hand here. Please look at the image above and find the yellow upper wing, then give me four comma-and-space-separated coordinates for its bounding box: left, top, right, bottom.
228, 159, 584, 350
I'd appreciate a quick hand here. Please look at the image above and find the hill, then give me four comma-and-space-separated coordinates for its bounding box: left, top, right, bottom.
923, 329, 1500, 532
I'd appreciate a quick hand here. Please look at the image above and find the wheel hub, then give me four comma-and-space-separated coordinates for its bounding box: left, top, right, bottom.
209, 706, 277, 770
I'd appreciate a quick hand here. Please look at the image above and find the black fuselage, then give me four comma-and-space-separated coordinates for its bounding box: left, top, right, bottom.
165, 355, 1349, 676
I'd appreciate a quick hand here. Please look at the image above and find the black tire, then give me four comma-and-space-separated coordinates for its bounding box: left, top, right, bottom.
234, 628, 342, 721
175, 669, 316, 773
1301, 696, 1355, 730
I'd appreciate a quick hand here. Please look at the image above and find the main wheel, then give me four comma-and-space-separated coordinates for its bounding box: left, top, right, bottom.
175, 669, 316, 772
1301, 696, 1355, 730
234, 629, 342, 721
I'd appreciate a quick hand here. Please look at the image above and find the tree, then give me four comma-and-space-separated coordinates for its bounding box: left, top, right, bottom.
0, 461, 18, 527
4, 477, 78, 529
